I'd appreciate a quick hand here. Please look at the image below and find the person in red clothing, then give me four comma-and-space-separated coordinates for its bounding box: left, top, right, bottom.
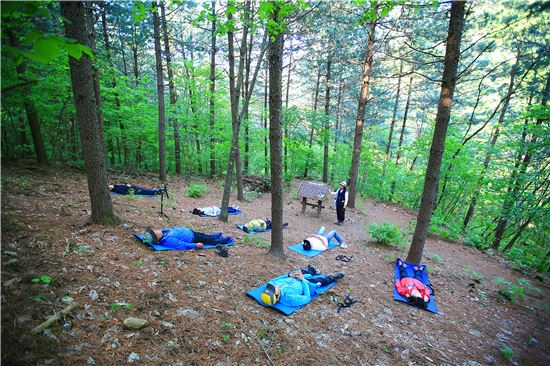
395, 258, 430, 307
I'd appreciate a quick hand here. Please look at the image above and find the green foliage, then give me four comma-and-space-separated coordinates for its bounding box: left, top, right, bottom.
368, 222, 405, 247
243, 188, 262, 202
220, 322, 232, 329
132, 258, 143, 266
110, 302, 132, 312
242, 235, 270, 248
463, 266, 485, 281
499, 342, 514, 362
494, 278, 526, 302
187, 184, 207, 198
31, 275, 52, 285
429, 254, 442, 263
221, 334, 230, 342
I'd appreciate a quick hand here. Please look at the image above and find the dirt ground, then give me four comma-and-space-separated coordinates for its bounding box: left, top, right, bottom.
2, 162, 549, 366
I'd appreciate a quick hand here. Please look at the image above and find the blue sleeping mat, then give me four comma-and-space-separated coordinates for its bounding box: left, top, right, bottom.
235, 224, 288, 235
133, 234, 235, 251
288, 239, 339, 257
246, 276, 338, 315
393, 259, 438, 314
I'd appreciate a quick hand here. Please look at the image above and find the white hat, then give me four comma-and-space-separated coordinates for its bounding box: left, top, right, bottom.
340, 181, 347, 187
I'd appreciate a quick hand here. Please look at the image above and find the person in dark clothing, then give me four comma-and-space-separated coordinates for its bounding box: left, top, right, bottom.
109, 183, 165, 196
331, 181, 349, 225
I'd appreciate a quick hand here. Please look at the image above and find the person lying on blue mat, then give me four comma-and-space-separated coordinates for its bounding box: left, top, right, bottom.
109, 183, 165, 196
143, 227, 233, 250
192, 205, 239, 216
302, 228, 348, 251
395, 258, 430, 308
242, 219, 289, 233
261, 265, 344, 307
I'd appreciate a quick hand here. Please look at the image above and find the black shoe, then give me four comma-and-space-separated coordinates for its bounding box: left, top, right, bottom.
329, 272, 345, 281
216, 244, 229, 257
307, 264, 320, 275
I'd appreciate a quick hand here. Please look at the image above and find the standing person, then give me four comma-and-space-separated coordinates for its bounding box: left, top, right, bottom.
331, 181, 349, 225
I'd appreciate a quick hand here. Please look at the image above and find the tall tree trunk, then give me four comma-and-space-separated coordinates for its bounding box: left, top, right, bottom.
61, 1, 118, 225
406, 0, 466, 264
385, 59, 404, 162
463, 52, 521, 229
131, 24, 139, 85
303, 63, 323, 179
152, 2, 166, 182
101, 5, 129, 168
243, 29, 254, 174
322, 53, 332, 183
160, 1, 181, 175
267, 5, 285, 257
209, 0, 217, 177
8, 32, 49, 166
219, 1, 249, 222
333, 79, 343, 147
264, 63, 269, 175
390, 71, 414, 198
284, 38, 293, 175
491, 72, 549, 249
348, 21, 376, 208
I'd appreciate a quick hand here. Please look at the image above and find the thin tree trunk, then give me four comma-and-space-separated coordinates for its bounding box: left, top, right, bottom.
8, 32, 48, 166
492, 72, 549, 249
406, 0, 466, 264
348, 21, 376, 208
62, 1, 118, 225
209, 0, 217, 177
390, 71, 414, 198
284, 38, 292, 175
219, 1, 249, 221
152, 1, 166, 182
101, 5, 129, 168
131, 24, 139, 85
244, 28, 254, 174
160, 1, 181, 175
463, 52, 521, 229
385, 60, 404, 162
303, 64, 323, 179
267, 5, 285, 257
322, 53, 332, 183
264, 63, 269, 175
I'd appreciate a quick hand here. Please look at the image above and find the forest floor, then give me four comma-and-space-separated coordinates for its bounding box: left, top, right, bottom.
1, 162, 549, 366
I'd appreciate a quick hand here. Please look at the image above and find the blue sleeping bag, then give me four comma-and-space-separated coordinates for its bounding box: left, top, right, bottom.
246, 274, 338, 315
133, 234, 235, 251
393, 259, 438, 314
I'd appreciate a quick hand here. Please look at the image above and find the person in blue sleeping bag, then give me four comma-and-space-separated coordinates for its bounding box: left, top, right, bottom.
260, 265, 344, 307
143, 227, 233, 250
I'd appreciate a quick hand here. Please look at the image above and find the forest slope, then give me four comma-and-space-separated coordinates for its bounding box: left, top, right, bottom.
1, 163, 549, 366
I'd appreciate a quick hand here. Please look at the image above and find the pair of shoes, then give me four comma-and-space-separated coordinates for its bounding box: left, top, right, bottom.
220, 236, 233, 244
340, 242, 348, 249
413, 265, 426, 272
334, 222, 341, 226
307, 264, 320, 275
397, 258, 406, 268
215, 244, 229, 258
329, 272, 345, 281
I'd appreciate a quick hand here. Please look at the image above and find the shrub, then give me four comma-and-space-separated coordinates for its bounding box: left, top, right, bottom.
187, 184, 207, 198
368, 222, 405, 247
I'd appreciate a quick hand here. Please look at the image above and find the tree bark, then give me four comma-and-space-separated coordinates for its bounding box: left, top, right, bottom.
152, 1, 167, 182
131, 24, 139, 85
348, 21, 376, 208
61, 1, 118, 225
160, 1, 181, 175
219, 1, 249, 222
267, 5, 285, 257
406, 0, 466, 264
209, 0, 217, 177
284, 38, 292, 175
322, 53, 332, 183
101, 4, 129, 169
264, 63, 269, 175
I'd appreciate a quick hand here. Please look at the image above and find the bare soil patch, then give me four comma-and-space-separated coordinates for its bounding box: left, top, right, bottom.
2, 163, 549, 365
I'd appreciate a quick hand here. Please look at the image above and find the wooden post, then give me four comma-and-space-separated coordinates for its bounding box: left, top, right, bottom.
302, 197, 307, 213
316, 200, 322, 217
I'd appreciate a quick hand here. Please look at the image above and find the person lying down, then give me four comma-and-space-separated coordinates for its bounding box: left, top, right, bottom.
109, 183, 166, 196
143, 227, 233, 250
302, 227, 348, 251
191, 205, 239, 216
241, 219, 289, 233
